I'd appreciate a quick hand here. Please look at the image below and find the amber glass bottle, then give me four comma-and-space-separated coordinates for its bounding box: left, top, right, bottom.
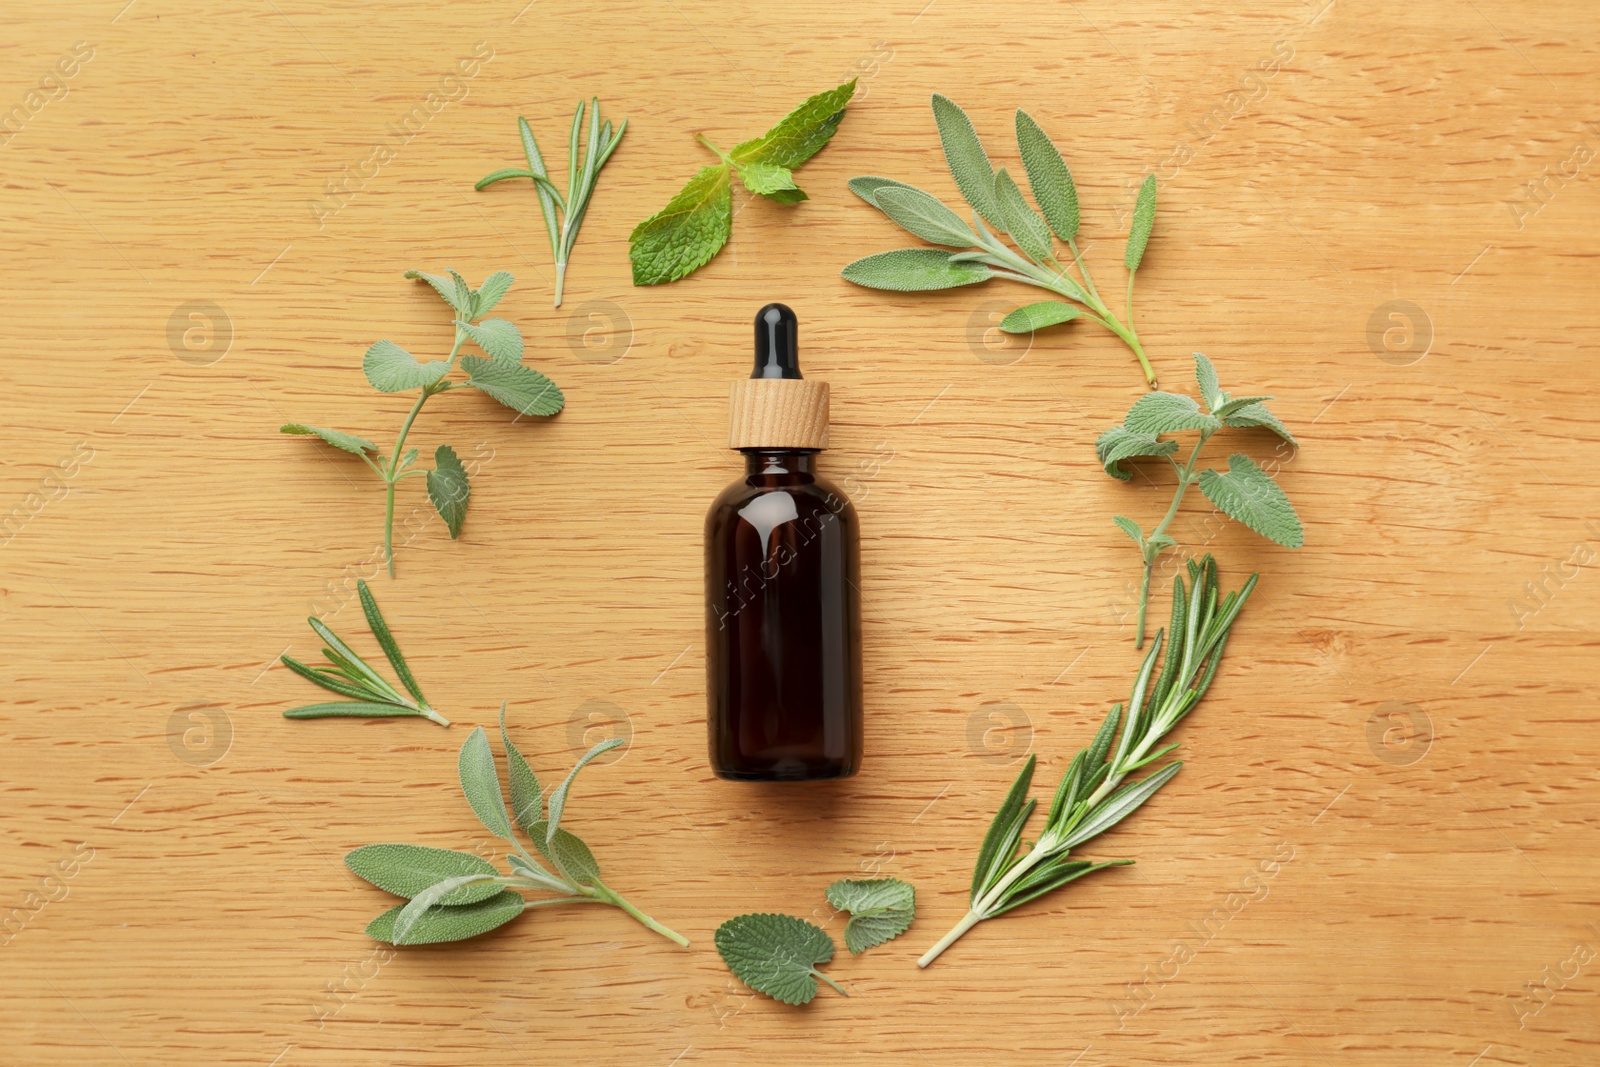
706, 304, 863, 781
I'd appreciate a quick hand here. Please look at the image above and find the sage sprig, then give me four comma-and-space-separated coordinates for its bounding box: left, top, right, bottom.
281, 269, 563, 575
351, 707, 688, 947
919, 556, 1256, 967
1099, 353, 1300, 646
477, 99, 626, 307
842, 95, 1162, 388
281, 578, 448, 726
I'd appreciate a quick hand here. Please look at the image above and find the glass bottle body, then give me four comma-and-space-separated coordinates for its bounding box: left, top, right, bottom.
705, 450, 862, 781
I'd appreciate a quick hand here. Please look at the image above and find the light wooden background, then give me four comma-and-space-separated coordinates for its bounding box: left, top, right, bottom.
3, 1, 1596, 1064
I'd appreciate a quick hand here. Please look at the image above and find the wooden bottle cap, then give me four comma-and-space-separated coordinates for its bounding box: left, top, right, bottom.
728, 378, 830, 450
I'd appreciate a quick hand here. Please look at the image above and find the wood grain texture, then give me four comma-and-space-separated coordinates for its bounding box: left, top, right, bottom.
2, 1, 1597, 1064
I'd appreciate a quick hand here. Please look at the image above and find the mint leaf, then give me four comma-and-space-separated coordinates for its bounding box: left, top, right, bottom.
715, 913, 846, 1004
458, 726, 512, 840
841, 248, 993, 291
462, 355, 564, 417
1223, 401, 1296, 445
363, 339, 450, 393
1197, 453, 1304, 547
500, 704, 542, 837
993, 167, 1053, 263
730, 80, 855, 168
825, 877, 916, 954
870, 186, 978, 248
1096, 425, 1179, 480
739, 161, 805, 201
426, 444, 469, 538
931, 94, 1003, 228
847, 175, 924, 205
1193, 353, 1226, 412
404, 269, 473, 317
544, 737, 624, 845
1014, 109, 1079, 241
458, 318, 523, 363
1123, 392, 1220, 435
1125, 174, 1157, 271
473, 271, 514, 317
368, 889, 525, 946
1112, 515, 1144, 546
999, 301, 1080, 333
629, 164, 733, 285
345, 844, 502, 904
280, 423, 376, 456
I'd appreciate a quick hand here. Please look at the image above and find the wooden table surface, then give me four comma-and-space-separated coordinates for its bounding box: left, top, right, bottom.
3, 1, 1597, 1064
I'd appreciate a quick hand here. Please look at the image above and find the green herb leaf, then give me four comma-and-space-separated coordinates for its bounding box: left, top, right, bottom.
868, 186, 978, 248
930, 94, 1003, 228
426, 444, 470, 539
999, 300, 1079, 333
472, 272, 514, 317
362, 339, 451, 394
715, 913, 846, 1004
356, 578, 426, 704
1123, 392, 1221, 436
279, 423, 377, 456
1060, 761, 1182, 848
1197, 454, 1304, 548
529, 821, 602, 887
404, 269, 473, 317
989, 858, 1131, 915
1095, 425, 1179, 480
841, 248, 994, 292
458, 318, 524, 363
282, 700, 425, 719
474, 167, 538, 189
1112, 515, 1144, 547
971, 754, 1035, 905
500, 703, 542, 837
730, 80, 855, 168
847, 175, 925, 205
738, 161, 806, 202
545, 737, 624, 845
629, 164, 734, 285
825, 877, 916, 954
345, 844, 502, 904
279, 654, 384, 702
1194, 352, 1226, 412
1125, 174, 1157, 271
1222, 401, 1296, 445
378, 886, 525, 946
1014, 110, 1079, 241
461, 355, 565, 417
458, 726, 513, 840
993, 167, 1054, 264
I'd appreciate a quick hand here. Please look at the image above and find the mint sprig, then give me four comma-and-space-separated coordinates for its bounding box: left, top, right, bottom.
843, 95, 1163, 388
477, 100, 626, 307
1097, 353, 1301, 645
628, 80, 856, 285
280, 270, 563, 575
350, 706, 688, 948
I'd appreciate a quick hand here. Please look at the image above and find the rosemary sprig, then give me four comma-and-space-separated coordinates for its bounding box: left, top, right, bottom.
281, 579, 449, 726
919, 556, 1257, 967
477, 99, 626, 307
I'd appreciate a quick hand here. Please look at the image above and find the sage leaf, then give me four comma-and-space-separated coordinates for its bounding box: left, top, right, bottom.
993, 167, 1053, 264
1197, 454, 1305, 548
529, 820, 602, 887
500, 703, 542, 837
1123, 392, 1221, 436
1112, 515, 1144, 547
544, 737, 624, 845
1060, 761, 1182, 847
1193, 352, 1226, 412
458, 318, 524, 363
930, 93, 1003, 227
404, 269, 474, 317
840, 248, 993, 292
363, 340, 451, 394
345, 844, 502, 904
629, 164, 734, 285
715, 913, 846, 1004
458, 726, 513, 840
1095, 425, 1179, 480
847, 175, 925, 204
462, 355, 565, 417
1125, 174, 1157, 271
380, 883, 524, 940
279, 423, 377, 456
730, 80, 855, 169
356, 578, 426, 703
473, 271, 514, 317
282, 700, 425, 719
825, 877, 916, 954
999, 300, 1079, 334
869, 186, 978, 247
739, 161, 805, 201
1014, 109, 1079, 241
426, 444, 470, 539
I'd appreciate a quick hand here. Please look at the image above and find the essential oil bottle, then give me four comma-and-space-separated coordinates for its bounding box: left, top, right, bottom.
705, 304, 863, 781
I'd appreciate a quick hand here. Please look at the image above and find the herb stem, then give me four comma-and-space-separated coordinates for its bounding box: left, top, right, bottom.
377, 331, 465, 576
1126, 270, 1137, 330
1066, 237, 1104, 305
814, 970, 851, 998
595, 882, 691, 946
1133, 432, 1212, 647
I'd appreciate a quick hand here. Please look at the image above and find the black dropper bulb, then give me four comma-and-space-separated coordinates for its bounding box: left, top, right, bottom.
752, 302, 801, 379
